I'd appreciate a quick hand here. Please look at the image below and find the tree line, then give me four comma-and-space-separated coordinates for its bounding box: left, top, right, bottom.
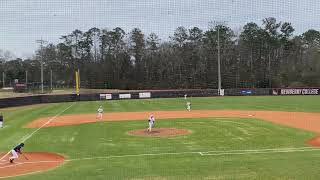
1, 17, 320, 90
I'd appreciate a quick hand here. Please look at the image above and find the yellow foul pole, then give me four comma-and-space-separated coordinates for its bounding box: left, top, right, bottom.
75, 70, 79, 95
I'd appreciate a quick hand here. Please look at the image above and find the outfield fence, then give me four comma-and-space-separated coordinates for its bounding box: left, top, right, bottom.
0, 88, 319, 108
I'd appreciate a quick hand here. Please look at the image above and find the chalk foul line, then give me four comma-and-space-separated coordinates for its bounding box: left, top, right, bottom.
0, 103, 75, 162
64, 146, 320, 162
20, 103, 75, 142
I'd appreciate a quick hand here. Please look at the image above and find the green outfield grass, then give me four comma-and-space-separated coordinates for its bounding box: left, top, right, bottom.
1, 96, 320, 179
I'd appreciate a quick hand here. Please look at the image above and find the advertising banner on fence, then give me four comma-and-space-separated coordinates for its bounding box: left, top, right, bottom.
119, 94, 131, 99
139, 92, 151, 98
279, 88, 319, 95
240, 90, 252, 95
100, 94, 112, 100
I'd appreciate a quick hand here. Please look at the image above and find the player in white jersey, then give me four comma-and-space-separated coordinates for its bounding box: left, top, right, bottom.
97, 105, 103, 120
9, 143, 25, 163
186, 102, 191, 111
147, 114, 155, 132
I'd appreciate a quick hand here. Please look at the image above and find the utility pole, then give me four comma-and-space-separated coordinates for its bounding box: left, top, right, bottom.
36, 39, 47, 94
210, 21, 227, 95
25, 70, 28, 84
2, 72, 4, 88
268, 53, 272, 88
217, 27, 221, 92
50, 69, 52, 90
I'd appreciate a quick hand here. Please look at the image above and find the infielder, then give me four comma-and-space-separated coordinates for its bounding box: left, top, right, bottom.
97, 105, 104, 120
186, 102, 191, 111
9, 143, 25, 163
147, 114, 155, 132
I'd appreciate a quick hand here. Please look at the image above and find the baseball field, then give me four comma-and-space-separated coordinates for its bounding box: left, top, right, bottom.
1, 96, 320, 179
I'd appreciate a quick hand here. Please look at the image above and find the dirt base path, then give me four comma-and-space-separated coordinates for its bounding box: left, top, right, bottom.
0, 152, 64, 179
26, 110, 320, 133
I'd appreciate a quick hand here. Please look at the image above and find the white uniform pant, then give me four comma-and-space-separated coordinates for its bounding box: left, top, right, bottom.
10, 150, 18, 160
148, 121, 154, 130
98, 112, 103, 119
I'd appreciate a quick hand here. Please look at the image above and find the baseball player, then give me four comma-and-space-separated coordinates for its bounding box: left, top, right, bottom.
97, 105, 103, 120
147, 114, 155, 132
186, 102, 191, 111
9, 143, 24, 163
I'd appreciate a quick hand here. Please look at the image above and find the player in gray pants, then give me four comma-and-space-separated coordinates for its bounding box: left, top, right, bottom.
147, 114, 155, 132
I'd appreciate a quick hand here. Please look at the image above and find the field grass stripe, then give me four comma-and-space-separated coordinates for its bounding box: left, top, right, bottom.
202, 146, 318, 154
62, 147, 320, 162
1, 147, 318, 172
65, 151, 199, 161
202, 148, 320, 156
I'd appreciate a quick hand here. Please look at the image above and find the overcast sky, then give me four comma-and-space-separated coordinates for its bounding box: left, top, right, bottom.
1, 0, 320, 58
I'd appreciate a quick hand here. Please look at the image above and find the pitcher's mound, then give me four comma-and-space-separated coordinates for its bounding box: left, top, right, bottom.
0, 152, 65, 178
128, 128, 190, 137
307, 136, 320, 147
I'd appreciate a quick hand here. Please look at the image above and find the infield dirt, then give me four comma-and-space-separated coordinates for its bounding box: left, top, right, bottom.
0, 152, 64, 179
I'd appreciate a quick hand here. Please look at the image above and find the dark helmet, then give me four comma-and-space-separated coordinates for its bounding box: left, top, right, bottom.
20, 143, 25, 147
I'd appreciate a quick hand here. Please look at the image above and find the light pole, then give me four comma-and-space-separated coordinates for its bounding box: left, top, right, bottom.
210, 21, 227, 95
217, 27, 221, 92
268, 53, 272, 88
50, 69, 52, 90
2, 72, 4, 88
25, 70, 27, 84
36, 39, 47, 93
